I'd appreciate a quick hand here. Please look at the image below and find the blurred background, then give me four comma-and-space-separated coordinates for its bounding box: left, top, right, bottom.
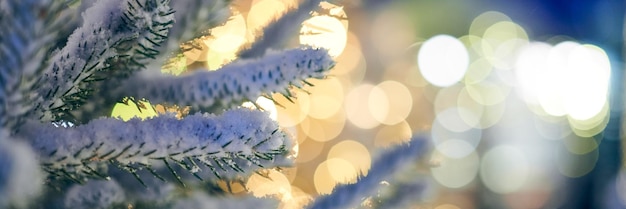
117, 0, 626, 208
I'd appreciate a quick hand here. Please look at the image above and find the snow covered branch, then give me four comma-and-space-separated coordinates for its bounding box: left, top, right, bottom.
17, 108, 293, 184
306, 136, 429, 209
32, 0, 174, 123
114, 47, 334, 112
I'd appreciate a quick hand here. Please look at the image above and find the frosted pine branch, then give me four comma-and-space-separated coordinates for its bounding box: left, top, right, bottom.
114, 47, 334, 112
238, 0, 323, 59
32, 0, 174, 122
163, 0, 231, 55
17, 108, 293, 183
306, 136, 428, 209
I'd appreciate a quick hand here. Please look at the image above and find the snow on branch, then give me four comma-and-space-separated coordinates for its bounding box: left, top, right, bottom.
115, 46, 334, 112
32, 0, 174, 123
238, 0, 323, 59
17, 108, 293, 184
306, 136, 429, 209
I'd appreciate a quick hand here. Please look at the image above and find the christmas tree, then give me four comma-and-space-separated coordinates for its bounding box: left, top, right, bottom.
0, 0, 428, 208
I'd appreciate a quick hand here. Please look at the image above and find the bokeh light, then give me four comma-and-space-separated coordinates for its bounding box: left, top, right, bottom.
480, 146, 529, 194
418, 35, 470, 87
300, 15, 348, 57
430, 145, 480, 189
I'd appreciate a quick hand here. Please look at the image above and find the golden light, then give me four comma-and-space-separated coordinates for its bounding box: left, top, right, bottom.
327, 140, 371, 176
247, 0, 288, 38
314, 158, 354, 194
372, 81, 413, 125
299, 15, 348, 57
246, 169, 292, 198
275, 90, 311, 127
345, 84, 380, 129
300, 112, 346, 142
418, 35, 470, 87
111, 99, 158, 121
307, 77, 344, 119
375, 120, 413, 147
205, 11, 247, 69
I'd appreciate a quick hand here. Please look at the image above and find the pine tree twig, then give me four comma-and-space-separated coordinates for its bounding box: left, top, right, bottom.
238, 0, 325, 59
18, 108, 294, 182
32, 0, 174, 123
113, 46, 334, 112
306, 135, 429, 209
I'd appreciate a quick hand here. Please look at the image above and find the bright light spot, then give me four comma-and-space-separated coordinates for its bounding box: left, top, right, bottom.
327, 140, 371, 176
246, 169, 292, 198
568, 102, 610, 137
300, 15, 348, 57
514, 42, 552, 105
418, 35, 470, 87
480, 146, 529, 194
373, 81, 413, 125
563, 44, 611, 120
430, 148, 479, 188
346, 84, 380, 129
516, 41, 611, 121
242, 97, 278, 121
111, 99, 158, 121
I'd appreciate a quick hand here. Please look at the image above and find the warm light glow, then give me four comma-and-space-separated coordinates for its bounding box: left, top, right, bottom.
480, 146, 529, 194
300, 15, 348, 57
371, 81, 413, 125
111, 99, 158, 121
418, 35, 470, 87
276, 91, 311, 127
242, 97, 278, 121
246, 169, 292, 198
300, 112, 345, 142
345, 84, 380, 129
327, 140, 371, 176
375, 121, 413, 147
307, 77, 344, 119
247, 0, 287, 37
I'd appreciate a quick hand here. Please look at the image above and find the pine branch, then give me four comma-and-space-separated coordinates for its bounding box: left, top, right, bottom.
112, 46, 334, 112
162, 0, 232, 56
17, 108, 293, 183
306, 136, 429, 209
238, 0, 324, 59
31, 0, 174, 123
